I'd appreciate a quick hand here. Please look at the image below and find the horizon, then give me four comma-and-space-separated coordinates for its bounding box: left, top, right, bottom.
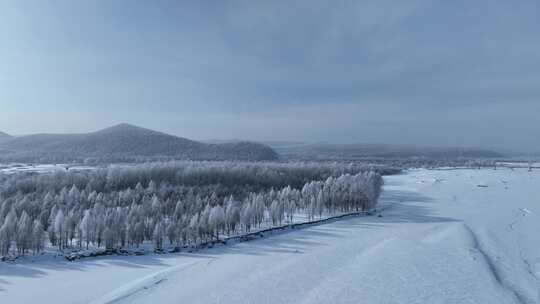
0, 122, 533, 155
1, 1, 539, 152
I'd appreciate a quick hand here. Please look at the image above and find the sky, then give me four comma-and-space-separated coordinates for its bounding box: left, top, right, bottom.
1, 0, 539, 152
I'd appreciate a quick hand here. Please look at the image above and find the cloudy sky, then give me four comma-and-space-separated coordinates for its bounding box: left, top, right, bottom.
1, 0, 539, 151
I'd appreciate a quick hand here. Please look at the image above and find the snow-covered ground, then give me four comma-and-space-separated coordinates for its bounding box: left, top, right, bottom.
2, 168, 540, 304
0, 163, 95, 174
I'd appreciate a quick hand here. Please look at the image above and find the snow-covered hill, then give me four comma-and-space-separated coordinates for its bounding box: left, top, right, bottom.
0, 124, 278, 162
0, 131, 11, 142
2, 168, 539, 304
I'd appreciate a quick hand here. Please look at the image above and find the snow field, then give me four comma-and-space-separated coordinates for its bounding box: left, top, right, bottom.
2, 168, 540, 304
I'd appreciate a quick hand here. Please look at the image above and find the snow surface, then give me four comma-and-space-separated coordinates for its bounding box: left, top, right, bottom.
0, 163, 95, 174
2, 168, 540, 304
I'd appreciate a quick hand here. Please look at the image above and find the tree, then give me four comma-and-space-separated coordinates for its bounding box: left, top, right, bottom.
166, 221, 177, 245
153, 220, 166, 250
0, 209, 17, 256
80, 210, 94, 249
208, 205, 225, 240
16, 211, 33, 254
32, 221, 46, 254
54, 210, 65, 250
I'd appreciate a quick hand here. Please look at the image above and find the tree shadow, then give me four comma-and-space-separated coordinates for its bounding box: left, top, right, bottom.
371, 188, 458, 224
195, 187, 455, 257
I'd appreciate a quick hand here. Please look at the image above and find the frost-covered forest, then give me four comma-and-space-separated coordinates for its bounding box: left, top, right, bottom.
0, 161, 385, 257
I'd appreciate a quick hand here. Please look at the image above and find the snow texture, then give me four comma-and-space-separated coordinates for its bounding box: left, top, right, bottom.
2, 168, 540, 304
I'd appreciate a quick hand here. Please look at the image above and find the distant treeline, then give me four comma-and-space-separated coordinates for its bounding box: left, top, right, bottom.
347, 158, 500, 169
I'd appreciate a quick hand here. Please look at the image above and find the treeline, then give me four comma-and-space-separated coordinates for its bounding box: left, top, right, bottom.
356, 158, 500, 170
0, 161, 384, 256
0, 161, 394, 197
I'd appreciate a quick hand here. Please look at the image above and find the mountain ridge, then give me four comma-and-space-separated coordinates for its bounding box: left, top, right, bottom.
0, 131, 12, 139
0, 123, 279, 162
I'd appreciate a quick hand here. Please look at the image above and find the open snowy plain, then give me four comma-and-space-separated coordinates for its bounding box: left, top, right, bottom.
1, 168, 539, 304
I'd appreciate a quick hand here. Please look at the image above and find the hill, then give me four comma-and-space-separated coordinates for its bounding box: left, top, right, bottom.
0, 124, 278, 162
0, 131, 12, 141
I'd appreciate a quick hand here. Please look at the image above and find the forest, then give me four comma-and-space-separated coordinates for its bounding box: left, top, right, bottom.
0, 161, 387, 257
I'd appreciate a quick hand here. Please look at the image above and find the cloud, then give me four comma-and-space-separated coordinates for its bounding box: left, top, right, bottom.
0, 0, 539, 151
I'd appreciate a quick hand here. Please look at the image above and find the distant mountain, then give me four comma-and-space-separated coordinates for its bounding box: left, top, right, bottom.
0, 131, 12, 142
269, 142, 503, 160
0, 123, 278, 162
204, 139, 307, 148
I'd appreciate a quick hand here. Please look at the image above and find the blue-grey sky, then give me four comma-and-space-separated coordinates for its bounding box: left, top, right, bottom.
1, 0, 539, 151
